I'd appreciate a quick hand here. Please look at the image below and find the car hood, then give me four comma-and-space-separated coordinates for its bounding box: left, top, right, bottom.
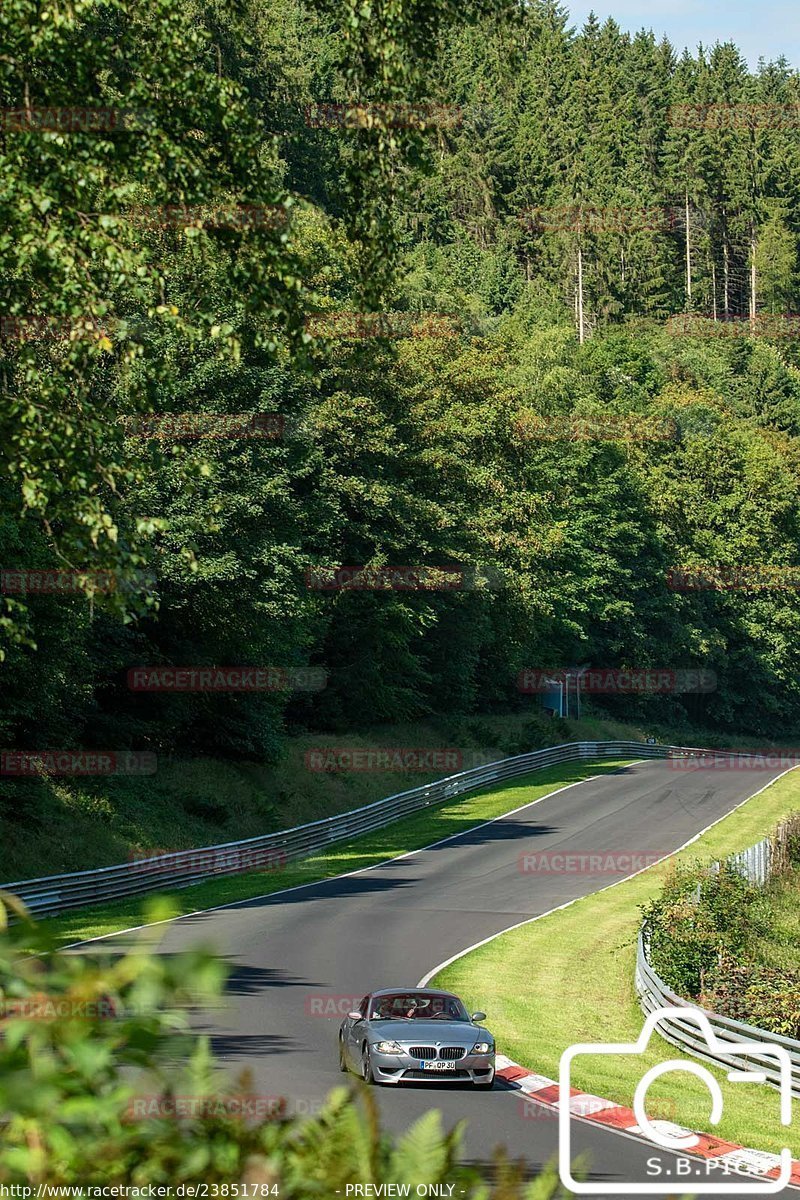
367, 1019, 493, 1043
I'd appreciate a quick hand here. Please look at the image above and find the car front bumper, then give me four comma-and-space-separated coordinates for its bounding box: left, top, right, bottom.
369, 1049, 495, 1084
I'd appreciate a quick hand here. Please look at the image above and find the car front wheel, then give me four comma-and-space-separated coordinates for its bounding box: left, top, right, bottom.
338, 1036, 348, 1073
361, 1044, 376, 1084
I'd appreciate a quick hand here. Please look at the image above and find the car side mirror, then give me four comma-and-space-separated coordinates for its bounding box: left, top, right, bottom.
471, 1011, 486, 1022
347, 1011, 362, 1020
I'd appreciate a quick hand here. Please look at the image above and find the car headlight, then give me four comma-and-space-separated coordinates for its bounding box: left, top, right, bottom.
471, 1041, 493, 1054
374, 1041, 403, 1054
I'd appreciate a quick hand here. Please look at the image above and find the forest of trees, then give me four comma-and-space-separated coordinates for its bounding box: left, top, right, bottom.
3, 0, 800, 784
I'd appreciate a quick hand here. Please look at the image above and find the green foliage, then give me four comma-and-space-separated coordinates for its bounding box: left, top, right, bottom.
779, 813, 800, 866
8, 0, 800, 1186
700, 954, 800, 1039
641, 823, 800, 1037
5, 0, 800, 809
0, 0, 306, 649
305, 0, 520, 304
640, 859, 770, 997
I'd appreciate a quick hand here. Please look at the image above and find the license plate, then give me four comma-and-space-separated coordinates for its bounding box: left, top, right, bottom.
420, 1060, 456, 1070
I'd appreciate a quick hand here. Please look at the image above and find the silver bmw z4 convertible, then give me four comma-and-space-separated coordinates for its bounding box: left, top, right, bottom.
338, 987, 496, 1088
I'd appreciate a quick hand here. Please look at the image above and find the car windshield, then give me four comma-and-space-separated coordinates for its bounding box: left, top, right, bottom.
369, 993, 470, 1021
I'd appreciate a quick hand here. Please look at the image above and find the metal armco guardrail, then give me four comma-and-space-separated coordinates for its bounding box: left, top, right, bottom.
0, 740, 775, 920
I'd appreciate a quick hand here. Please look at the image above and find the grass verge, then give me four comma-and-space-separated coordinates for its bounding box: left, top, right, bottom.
753, 867, 800, 972
435, 766, 800, 1158
39, 757, 632, 948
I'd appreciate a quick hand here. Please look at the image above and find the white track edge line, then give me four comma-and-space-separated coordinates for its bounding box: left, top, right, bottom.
60, 761, 800, 1186
417, 765, 795, 986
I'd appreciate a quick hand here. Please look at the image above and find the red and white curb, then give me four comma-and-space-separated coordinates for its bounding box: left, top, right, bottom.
495, 1054, 800, 1188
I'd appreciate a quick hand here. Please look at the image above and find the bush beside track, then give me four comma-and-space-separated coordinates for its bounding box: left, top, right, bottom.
643, 819, 800, 1039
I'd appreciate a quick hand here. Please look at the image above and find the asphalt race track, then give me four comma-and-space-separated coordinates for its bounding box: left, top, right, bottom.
85, 759, 799, 1199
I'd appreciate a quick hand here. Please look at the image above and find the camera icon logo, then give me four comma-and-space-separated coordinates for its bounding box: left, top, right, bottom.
558, 1005, 793, 1194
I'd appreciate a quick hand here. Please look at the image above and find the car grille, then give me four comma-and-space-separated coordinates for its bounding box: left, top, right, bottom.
403, 1069, 470, 1080
407, 1045, 467, 1060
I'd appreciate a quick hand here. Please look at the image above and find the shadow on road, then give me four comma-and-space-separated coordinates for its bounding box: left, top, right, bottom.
207, 1031, 299, 1057
176, 819, 559, 921
222, 962, 326, 995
